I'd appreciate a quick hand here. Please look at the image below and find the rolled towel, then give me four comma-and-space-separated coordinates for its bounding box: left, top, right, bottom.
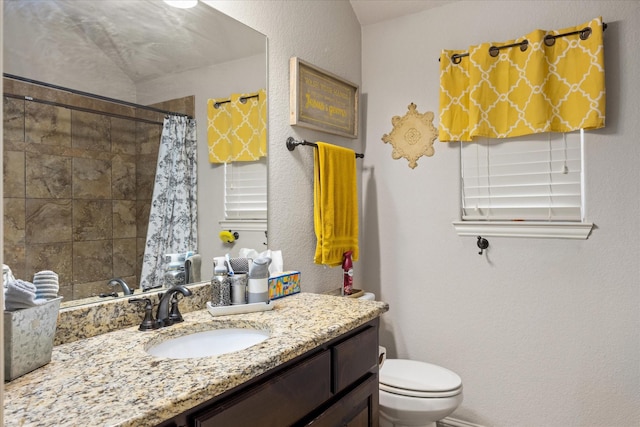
35, 285, 59, 300
5, 279, 43, 311
33, 270, 59, 300
3, 264, 15, 288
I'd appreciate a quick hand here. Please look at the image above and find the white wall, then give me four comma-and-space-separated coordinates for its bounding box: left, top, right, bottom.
361, 1, 640, 426
207, 0, 364, 289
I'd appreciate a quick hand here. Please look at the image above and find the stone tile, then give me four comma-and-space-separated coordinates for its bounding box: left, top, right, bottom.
4, 79, 73, 107
122, 275, 138, 291
58, 283, 73, 302
150, 95, 195, 118
3, 151, 25, 198
72, 157, 111, 199
73, 199, 112, 241
71, 110, 111, 152
72, 279, 113, 300
136, 153, 156, 200
136, 201, 151, 239
25, 103, 71, 146
72, 240, 113, 283
4, 198, 25, 246
134, 108, 165, 124
136, 236, 146, 282
112, 153, 136, 200
25, 199, 72, 244
25, 152, 72, 198
3, 244, 25, 282
136, 122, 162, 155
113, 238, 137, 278
3, 96, 25, 142
113, 200, 137, 239
111, 117, 136, 155
74, 274, 136, 299
25, 242, 72, 287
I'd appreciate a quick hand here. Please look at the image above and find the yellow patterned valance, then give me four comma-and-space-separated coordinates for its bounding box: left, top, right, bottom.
439, 17, 605, 142
207, 89, 267, 163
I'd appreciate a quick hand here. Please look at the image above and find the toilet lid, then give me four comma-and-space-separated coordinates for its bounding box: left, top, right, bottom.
380, 359, 462, 397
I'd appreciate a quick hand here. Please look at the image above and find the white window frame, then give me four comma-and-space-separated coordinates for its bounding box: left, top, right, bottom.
452, 130, 594, 239
219, 159, 267, 232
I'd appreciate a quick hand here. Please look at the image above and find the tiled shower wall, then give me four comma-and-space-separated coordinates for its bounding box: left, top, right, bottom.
2, 78, 194, 302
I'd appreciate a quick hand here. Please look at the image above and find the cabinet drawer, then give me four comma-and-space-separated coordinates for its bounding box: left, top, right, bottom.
192, 350, 332, 427
305, 373, 378, 427
332, 325, 378, 393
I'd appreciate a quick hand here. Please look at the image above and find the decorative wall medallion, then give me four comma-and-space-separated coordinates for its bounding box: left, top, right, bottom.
381, 103, 437, 169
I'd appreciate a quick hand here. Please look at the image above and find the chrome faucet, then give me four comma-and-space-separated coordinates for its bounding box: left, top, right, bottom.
156, 285, 193, 328
108, 278, 133, 295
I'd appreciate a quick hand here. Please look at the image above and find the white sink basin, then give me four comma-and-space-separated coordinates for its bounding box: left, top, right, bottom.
146, 328, 270, 359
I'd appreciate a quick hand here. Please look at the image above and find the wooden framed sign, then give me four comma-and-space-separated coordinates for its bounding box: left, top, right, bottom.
290, 57, 359, 139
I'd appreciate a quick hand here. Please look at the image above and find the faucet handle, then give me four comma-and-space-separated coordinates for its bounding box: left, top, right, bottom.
130, 298, 160, 331
169, 293, 185, 323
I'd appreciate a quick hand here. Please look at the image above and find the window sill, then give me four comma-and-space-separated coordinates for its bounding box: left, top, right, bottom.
219, 219, 267, 232
452, 221, 594, 239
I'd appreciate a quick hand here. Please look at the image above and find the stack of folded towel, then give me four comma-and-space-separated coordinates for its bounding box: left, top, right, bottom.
4, 269, 60, 311
5, 279, 44, 311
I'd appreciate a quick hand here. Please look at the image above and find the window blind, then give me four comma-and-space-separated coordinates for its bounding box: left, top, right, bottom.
224, 159, 267, 220
460, 130, 583, 222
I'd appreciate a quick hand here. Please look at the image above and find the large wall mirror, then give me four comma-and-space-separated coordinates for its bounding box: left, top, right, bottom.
2, 0, 268, 308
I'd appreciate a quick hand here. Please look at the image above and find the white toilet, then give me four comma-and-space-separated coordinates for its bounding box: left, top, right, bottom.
358, 292, 463, 427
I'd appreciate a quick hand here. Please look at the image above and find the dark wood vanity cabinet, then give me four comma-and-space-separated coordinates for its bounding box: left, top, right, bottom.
157, 318, 380, 427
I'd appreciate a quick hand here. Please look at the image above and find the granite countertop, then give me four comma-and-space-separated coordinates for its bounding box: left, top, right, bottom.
4, 293, 388, 427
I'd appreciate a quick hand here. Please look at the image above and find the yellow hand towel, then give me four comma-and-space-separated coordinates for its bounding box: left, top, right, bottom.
314, 142, 359, 266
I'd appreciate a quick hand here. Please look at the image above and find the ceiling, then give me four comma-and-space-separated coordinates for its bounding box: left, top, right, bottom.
3, 0, 453, 86
349, 0, 457, 26
3, 0, 266, 84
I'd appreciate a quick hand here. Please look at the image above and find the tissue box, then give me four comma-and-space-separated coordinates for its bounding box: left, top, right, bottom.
269, 271, 301, 300
4, 297, 62, 381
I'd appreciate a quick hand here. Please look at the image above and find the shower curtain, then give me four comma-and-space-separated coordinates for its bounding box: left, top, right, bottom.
140, 115, 198, 290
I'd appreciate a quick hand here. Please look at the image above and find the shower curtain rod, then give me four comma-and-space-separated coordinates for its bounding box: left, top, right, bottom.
440, 21, 607, 63
286, 137, 364, 158
2, 73, 192, 120
2, 92, 166, 126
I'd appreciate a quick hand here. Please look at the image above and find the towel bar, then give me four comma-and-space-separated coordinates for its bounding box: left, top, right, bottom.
286, 137, 364, 158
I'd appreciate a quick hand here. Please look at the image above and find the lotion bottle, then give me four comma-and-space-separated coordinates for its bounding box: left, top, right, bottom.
342, 251, 353, 296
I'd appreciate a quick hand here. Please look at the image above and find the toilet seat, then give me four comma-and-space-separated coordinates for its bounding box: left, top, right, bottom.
380, 359, 462, 398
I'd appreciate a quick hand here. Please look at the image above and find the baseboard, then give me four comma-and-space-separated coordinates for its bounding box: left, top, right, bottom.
437, 417, 486, 427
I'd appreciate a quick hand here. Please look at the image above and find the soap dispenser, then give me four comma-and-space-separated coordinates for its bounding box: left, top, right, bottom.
211, 257, 231, 306
247, 257, 271, 304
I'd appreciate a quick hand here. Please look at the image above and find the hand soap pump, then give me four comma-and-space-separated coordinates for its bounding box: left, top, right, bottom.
248, 257, 271, 304
342, 251, 353, 296
211, 257, 230, 306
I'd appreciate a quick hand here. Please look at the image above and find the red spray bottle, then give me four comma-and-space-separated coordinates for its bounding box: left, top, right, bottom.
342, 251, 353, 296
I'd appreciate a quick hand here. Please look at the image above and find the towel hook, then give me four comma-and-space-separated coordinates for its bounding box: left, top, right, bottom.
477, 236, 489, 255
